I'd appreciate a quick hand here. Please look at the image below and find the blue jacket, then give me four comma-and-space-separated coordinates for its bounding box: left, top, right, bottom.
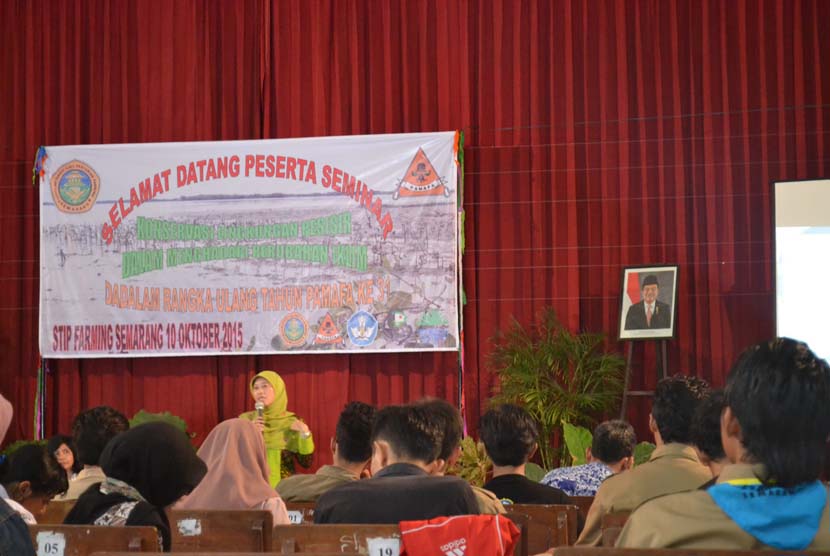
0, 498, 34, 556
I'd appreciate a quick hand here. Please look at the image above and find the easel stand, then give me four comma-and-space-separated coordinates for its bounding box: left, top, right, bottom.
620, 340, 669, 419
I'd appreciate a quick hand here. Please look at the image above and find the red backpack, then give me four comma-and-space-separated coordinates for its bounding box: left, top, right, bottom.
399, 514, 520, 556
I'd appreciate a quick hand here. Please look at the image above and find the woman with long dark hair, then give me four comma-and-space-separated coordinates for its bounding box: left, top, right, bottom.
47, 434, 82, 482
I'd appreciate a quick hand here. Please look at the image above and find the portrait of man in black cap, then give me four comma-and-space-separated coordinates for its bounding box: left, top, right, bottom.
624, 274, 672, 330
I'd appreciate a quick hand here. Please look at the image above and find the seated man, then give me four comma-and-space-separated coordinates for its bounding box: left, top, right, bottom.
0, 394, 36, 556
617, 339, 830, 550
576, 375, 711, 546
314, 404, 479, 523
55, 406, 129, 501
0, 445, 67, 524
541, 419, 636, 496
417, 398, 504, 514
481, 404, 571, 505
277, 401, 375, 502
690, 389, 729, 482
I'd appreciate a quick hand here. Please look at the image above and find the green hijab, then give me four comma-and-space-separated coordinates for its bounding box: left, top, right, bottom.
242, 370, 297, 450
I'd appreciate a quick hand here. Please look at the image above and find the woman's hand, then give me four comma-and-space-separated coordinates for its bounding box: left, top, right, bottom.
290, 419, 310, 435
254, 416, 265, 433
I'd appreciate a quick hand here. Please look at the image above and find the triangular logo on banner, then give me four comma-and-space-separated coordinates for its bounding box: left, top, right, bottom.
314, 312, 344, 345
393, 147, 450, 199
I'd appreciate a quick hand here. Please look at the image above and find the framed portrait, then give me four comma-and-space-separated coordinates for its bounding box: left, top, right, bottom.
618, 265, 678, 341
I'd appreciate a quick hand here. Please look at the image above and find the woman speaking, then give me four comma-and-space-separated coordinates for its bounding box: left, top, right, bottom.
240, 371, 314, 487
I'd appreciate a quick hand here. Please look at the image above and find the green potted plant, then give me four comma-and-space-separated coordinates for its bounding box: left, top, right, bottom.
130, 409, 195, 440
448, 437, 491, 487
488, 308, 626, 470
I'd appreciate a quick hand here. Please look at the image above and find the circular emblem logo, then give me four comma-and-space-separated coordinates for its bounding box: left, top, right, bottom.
279, 312, 309, 348
50, 160, 100, 213
347, 310, 379, 347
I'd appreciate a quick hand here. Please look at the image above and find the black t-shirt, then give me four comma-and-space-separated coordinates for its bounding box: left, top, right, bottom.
315, 463, 479, 524
483, 473, 572, 505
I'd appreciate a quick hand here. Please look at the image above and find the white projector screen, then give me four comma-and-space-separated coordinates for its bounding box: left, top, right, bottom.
775, 179, 830, 361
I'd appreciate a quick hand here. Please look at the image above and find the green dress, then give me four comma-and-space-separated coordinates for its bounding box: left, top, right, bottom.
240, 370, 314, 487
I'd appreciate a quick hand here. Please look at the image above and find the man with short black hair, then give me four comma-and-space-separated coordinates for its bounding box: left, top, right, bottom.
541, 420, 636, 496
618, 339, 830, 550
417, 398, 504, 514
576, 375, 710, 546
690, 390, 729, 479
277, 401, 376, 502
480, 404, 571, 505
314, 404, 478, 523
55, 406, 129, 501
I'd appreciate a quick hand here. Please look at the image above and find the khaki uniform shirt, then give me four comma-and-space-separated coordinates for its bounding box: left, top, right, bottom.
54, 466, 106, 501
576, 443, 711, 546
616, 463, 830, 549
472, 485, 506, 514
276, 464, 359, 502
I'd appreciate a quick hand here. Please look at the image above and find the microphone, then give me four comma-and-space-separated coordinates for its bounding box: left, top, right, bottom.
255, 401, 265, 419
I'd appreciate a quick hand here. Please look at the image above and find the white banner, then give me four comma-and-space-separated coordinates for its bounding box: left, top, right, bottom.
39, 132, 460, 358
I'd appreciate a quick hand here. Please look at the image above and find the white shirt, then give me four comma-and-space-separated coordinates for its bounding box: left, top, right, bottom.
0, 484, 37, 525
54, 465, 106, 501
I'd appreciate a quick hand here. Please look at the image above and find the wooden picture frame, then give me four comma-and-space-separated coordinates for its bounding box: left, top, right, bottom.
618, 265, 678, 341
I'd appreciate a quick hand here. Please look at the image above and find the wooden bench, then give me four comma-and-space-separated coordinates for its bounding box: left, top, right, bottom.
504, 511, 530, 556
600, 511, 630, 547
284, 501, 317, 524
168, 509, 272, 552
508, 503, 580, 551
571, 496, 594, 520
557, 549, 830, 556
41, 499, 77, 524
94, 553, 362, 556
272, 524, 400, 554
28, 524, 160, 555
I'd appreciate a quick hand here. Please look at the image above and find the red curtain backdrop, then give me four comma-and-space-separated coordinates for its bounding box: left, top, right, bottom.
2, 0, 828, 463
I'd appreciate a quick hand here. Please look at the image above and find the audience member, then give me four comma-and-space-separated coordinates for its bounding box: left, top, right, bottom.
47, 434, 82, 482
0, 444, 67, 524
65, 422, 206, 551
0, 394, 35, 555
55, 406, 129, 501
480, 404, 571, 505
240, 371, 314, 487
617, 338, 830, 550
690, 389, 728, 480
417, 398, 505, 515
314, 404, 478, 523
176, 418, 289, 524
278, 401, 375, 502
576, 374, 710, 546
541, 420, 636, 496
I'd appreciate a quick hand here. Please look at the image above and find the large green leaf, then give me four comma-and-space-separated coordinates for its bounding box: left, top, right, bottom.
634, 441, 656, 466
562, 422, 593, 466
525, 462, 547, 482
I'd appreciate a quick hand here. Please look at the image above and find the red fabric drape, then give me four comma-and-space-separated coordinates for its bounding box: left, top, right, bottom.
2, 0, 829, 462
